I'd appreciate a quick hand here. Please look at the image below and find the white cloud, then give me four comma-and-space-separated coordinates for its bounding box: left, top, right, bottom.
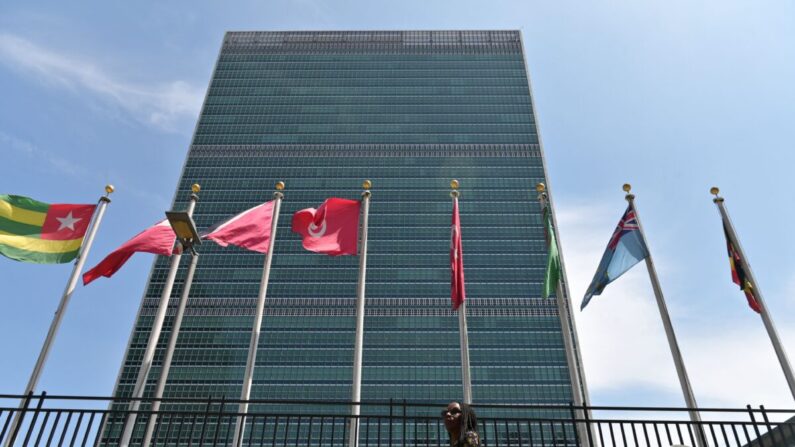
0, 130, 86, 178
556, 200, 795, 411
0, 33, 203, 132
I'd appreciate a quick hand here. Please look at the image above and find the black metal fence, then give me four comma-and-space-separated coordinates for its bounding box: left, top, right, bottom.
1, 393, 793, 447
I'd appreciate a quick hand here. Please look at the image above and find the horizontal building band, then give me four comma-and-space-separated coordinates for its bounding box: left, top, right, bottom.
189, 144, 541, 157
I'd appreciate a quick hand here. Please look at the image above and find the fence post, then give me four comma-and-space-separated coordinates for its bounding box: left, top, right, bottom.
212, 396, 225, 447
759, 405, 781, 446
198, 396, 213, 447
7, 391, 34, 447
21, 391, 47, 446
388, 398, 393, 447
582, 402, 595, 447
747, 404, 763, 442
402, 400, 406, 447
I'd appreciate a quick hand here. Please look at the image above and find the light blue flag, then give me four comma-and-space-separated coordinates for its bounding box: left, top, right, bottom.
581, 205, 649, 310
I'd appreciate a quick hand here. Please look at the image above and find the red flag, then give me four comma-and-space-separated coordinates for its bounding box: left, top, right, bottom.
291, 198, 360, 256
203, 201, 275, 253
451, 199, 466, 310
83, 219, 176, 285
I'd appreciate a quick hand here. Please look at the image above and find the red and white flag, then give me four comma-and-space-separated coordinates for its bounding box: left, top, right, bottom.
291, 198, 360, 256
451, 199, 466, 310
83, 219, 176, 285
203, 201, 275, 253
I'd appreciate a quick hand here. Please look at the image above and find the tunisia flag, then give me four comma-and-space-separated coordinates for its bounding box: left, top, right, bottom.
202, 201, 275, 253
83, 219, 176, 285
291, 198, 360, 256
451, 199, 466, 310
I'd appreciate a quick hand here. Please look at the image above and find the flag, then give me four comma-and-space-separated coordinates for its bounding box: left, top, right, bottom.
0, 194, 96, 264
203, 201, 275, 253
450, 199, 466, 310
291, 198, 360, 256
581, 205, 649, 309
542, 205, 561, 299
723, 224, 762, 313
82, 219, 176, 285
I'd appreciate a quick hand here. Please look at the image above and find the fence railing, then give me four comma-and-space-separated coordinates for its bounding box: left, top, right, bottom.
1, 393, 793, 447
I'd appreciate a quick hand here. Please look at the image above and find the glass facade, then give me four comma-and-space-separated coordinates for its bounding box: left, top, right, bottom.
113, 31, 578, 413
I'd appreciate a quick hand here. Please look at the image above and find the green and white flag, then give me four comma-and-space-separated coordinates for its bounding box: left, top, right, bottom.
542, 205, 561, 299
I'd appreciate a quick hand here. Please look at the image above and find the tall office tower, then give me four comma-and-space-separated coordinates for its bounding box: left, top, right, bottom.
114, 31, 584, 411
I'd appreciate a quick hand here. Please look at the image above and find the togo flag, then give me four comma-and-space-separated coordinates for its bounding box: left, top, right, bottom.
0, 194, 96, 264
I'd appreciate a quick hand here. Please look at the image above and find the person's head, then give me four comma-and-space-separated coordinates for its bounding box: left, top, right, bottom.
441, 402, 478, 441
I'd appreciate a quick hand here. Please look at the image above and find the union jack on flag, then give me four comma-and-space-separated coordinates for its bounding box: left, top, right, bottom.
581, 204, 650, 310
607, 209, 640, 250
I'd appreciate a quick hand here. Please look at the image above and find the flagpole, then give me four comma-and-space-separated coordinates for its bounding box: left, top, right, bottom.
4, 185, 113, 447
141, 184, 202, 447
624, 184, 704, 446
120, 189, 199, 447
535, 183, 589, 447
232, 181, 285, 447
711, 187, 795, 400
348, 180, 372, 447
451, 180, 473, 405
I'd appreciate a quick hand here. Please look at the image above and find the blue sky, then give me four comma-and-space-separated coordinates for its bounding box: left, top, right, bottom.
1, 0, 794, 411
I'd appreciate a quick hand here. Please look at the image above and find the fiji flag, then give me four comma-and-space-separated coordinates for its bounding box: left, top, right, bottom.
581, 205, 649, 310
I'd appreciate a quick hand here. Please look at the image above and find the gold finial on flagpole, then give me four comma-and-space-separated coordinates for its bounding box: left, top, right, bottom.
102, 184, 115, 202
623, 183, 634, 201
191, 184, 201, 194
711, 186, 724, 203
274, 181, 285, 199
362, 179, 372, 198
535, 182, 546, 193
450, 179, 460, 198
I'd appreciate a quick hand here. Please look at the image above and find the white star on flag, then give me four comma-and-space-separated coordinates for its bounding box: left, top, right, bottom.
56, 212, 82, 231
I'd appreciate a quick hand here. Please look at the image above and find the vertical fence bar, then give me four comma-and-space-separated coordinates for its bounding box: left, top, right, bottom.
0, 412, 10, 444
35, 410, 52, 446
747, 405, 763, 442
282, 416, 291, 447
212, 396, 225, 447
198, 397, 213, 447
162, 414, 176, 447
7, 391, 33, 446
272, 416, 280, 447
317, 417, 324, 447
93, 412, 109, 447
21, 391, 46, 446
70, 412, 85, 447
47, 411, 62, 446
81, 413, 96, 447
57, 412, 73, 446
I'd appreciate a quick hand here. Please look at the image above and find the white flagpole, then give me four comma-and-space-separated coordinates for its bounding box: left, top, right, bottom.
624, 184, 704, 447
535, 184, 589, 447
232, 182, 284, 447
141, 184, 202, 447
120, 189, 199, 447
348, 180, 372, 447
5, 185, 113, 447
712, 187, 795, 400
451, 180, 473, 405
